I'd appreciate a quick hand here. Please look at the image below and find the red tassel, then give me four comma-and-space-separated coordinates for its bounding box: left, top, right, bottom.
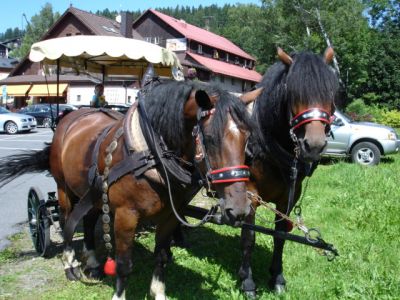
104, 257, 116, 276
286, 220, 294, 232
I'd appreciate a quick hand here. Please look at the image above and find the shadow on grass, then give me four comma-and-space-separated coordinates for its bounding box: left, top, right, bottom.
20, 219, 275, 298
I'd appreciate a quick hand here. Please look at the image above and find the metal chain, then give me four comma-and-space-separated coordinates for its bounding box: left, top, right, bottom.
247, 191, 322, 243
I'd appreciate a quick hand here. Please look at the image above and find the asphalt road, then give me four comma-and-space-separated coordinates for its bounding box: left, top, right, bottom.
0, 128, 56, 250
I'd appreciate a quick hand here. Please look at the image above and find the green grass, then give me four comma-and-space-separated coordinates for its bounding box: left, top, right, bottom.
1, 154, 399, 299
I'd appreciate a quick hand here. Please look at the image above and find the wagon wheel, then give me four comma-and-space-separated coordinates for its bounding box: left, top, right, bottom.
27, 187, 51, 257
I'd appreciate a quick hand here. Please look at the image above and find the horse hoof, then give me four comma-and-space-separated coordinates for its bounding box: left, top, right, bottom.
84, 267, 104, 280
274, 284, 286, 294
241, 278, 256, 298
244, 290, 256, 298
65, 267, 81, 281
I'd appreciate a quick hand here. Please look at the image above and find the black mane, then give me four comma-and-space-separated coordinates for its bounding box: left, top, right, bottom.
252, 51, 339, 156
144, 80, 254, 155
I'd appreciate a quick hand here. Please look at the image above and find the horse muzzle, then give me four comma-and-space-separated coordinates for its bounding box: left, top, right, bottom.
298, 137, 327, 162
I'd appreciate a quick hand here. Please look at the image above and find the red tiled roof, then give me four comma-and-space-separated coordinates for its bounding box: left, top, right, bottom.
186, 52, 262, 83
149, 9, 255, 61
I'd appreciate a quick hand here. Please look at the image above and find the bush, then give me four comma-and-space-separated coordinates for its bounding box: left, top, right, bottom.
345, 99, 374, 121
345, 99, 400, 128
377, 110, 400, 128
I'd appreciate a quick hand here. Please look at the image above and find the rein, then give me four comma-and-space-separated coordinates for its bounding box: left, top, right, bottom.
137, 98, 218, 228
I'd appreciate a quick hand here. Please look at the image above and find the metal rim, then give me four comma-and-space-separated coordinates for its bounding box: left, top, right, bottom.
5, 121, 18, 134
354, 147, 375, 165
27, 187, 51, 257
42, 118, 52, 128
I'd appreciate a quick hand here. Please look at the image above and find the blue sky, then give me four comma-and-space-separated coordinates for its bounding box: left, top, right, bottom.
0, 0, 260, 33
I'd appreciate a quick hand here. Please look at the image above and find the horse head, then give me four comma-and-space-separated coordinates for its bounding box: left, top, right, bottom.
278, 47, 338, 162
184, 86, 253, 226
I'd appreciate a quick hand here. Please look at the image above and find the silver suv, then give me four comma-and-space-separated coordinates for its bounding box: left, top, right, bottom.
324, 110, 400, 165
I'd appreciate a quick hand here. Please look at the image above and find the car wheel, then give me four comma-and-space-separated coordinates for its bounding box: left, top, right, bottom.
351, 142, 381, 166
43, 118, 52, 128
5, 121, 18, 134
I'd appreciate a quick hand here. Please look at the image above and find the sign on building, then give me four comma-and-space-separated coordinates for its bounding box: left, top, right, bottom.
166, 38, 187, 51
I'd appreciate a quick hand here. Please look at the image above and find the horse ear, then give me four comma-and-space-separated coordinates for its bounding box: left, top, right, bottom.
240, 87, 264, 105
195, 90, 214, 110
324, 47, 334, 64
277, 47, 293, 65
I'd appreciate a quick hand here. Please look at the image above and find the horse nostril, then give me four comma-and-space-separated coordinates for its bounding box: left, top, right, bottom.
303, 139, 311, 152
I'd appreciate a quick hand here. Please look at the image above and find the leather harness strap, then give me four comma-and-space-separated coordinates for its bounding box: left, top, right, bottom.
63, 108, 157, 247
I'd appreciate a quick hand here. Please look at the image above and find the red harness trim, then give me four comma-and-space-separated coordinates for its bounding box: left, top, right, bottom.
210, 165, 249, 174
291, 108, 331, 131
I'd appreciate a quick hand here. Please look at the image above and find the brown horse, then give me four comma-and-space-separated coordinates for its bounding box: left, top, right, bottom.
238, 47, 339, 296
0, 80, 254, 299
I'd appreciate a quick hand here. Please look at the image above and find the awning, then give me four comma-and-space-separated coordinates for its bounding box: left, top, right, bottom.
5, 84, 32, 96
28, 83, 68, 97
186, 52, 262, 83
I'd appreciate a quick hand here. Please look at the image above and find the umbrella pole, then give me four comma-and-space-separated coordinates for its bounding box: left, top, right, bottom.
56, 59, 60, 117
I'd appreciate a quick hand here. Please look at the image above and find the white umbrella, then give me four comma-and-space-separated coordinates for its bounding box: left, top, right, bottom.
29, 35, 183, 79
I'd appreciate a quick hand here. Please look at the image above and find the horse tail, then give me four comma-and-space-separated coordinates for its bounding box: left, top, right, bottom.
0, 145, 51, 188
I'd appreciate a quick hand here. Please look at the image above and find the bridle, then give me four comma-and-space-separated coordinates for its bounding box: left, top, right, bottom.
192, 107, 250, 192
290, 108, 332, 133
284, 107, 334, 215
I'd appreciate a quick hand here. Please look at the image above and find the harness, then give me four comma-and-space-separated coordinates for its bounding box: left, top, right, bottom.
63, 105, 157, 246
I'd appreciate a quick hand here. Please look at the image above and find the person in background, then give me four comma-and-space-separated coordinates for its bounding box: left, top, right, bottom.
91, 83, 108, 108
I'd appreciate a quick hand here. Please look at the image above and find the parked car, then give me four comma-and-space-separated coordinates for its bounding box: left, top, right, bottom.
324, 110, 400, 165
76, 104, 131, 114
103, 104, 131, 114
0, 106, 37, 134
19, 104, 77, 127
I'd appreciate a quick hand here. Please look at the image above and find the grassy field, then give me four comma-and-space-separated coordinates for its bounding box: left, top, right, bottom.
0, 153, 399, 299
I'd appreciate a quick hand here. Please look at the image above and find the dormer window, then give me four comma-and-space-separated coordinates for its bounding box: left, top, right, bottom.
197, 44, 203, 54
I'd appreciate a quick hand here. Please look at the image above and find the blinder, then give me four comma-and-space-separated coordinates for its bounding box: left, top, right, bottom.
192, 107, 251, 189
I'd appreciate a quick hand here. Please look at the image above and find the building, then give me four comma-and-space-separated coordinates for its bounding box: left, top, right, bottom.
1, 6, 261, 108
132, 9, 262, 92
1, 6, 142, 108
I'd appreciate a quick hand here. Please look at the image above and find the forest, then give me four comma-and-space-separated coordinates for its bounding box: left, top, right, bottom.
1, 1, 399, 118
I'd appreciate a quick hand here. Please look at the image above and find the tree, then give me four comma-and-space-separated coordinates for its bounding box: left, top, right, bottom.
10, 3, 60, 59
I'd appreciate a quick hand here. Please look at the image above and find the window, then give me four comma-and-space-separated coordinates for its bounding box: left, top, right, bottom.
75, 32, 81, 35
145, 37, 152, 43
197, 44, 203, 54
220, 75, 225, 83
213, 50, 219, 59
235, 57, 240, 65
76, 95, 81, 102
231, 77, 235, 85
153, 37, 160, 45
66, 33, 72, 37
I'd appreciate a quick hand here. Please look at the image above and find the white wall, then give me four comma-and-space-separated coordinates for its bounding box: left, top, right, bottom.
67, 85, 139, 106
